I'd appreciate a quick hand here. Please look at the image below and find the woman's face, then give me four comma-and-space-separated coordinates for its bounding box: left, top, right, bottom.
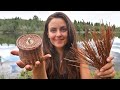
48, 18, 68, 49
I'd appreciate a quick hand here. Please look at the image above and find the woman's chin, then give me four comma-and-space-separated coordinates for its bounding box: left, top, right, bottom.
55, 45, 64, 49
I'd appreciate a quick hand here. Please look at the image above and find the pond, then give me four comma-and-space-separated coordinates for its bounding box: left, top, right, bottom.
0, 44, 19, 62
0, 37, 120, 72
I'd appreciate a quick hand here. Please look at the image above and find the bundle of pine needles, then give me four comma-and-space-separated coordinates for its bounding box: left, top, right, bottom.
65, 24, 115, 71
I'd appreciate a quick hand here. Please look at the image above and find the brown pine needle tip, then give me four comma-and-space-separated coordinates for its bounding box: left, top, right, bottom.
70, 25, 115, 70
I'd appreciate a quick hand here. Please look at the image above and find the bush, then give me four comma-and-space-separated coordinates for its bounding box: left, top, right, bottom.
18, 70, 32, 79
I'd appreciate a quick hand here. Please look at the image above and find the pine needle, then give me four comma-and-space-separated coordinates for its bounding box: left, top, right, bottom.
69, 24, 115, 70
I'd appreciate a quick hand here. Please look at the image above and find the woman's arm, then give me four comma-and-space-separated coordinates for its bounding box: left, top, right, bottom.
80, 56, 115, 79
11, 50, 51, 79
80, 62, 92, 79
32, 61, 47, 79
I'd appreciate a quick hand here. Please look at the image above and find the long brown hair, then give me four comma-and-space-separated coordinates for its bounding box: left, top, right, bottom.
43, 12, 80, 79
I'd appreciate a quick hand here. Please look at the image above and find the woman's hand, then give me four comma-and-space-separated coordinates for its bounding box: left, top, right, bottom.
11, 50, 51, 71
11, 50, 51, 79
94, 56, 116, 79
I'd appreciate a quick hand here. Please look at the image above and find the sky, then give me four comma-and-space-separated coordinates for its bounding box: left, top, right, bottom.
0, 11, 120, 27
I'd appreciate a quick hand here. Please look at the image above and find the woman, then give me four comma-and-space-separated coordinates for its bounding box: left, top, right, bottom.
11, 12, 115, 79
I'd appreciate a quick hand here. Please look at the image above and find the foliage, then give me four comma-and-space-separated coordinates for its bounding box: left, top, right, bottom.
18, 69, 32, 79
0, 15, 119, 44
114, 71, 120, 79
90, 71, 120, 79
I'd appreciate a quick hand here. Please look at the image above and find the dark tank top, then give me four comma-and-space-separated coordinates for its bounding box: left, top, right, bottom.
46, 67, 80, 79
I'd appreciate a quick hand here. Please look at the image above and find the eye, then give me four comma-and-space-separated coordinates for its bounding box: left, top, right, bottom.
60, 27, 67, 32
50, 28, 56, 33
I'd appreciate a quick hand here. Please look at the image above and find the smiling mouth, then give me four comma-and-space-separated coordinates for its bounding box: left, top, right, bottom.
56, 38, 64, 40
56, 39, 64, 42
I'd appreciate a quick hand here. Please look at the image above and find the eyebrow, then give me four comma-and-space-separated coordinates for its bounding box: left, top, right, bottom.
49, 25, 67, 29
60, 26, 67, 28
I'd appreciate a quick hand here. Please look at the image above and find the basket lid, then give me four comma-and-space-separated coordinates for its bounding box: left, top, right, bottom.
16, 34, 42, 50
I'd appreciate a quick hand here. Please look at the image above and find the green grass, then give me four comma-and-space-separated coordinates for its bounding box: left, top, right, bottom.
90, 71, 120, 79
18, 69, 120, 79
18, 70, 32, 79
113, 71, 120, 79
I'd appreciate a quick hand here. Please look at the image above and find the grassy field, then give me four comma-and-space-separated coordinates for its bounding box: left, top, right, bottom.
113, 71, 120, 79
17, 70, 120, 79
90, 71, 120, 79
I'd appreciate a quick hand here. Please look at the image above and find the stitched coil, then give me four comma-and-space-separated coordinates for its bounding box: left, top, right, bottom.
16, 34, 42, 66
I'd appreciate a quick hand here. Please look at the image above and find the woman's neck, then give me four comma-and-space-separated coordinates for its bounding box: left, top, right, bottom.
56, 48, 64, 60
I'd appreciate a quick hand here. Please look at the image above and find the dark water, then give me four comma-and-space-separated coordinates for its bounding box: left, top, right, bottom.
0, 37, 120, 71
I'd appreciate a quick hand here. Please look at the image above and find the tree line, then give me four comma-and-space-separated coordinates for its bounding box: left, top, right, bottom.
0, 15, 119, 34
0, 15, 120, 44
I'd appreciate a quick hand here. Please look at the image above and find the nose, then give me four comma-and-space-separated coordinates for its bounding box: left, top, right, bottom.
56, 30, 62, 37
